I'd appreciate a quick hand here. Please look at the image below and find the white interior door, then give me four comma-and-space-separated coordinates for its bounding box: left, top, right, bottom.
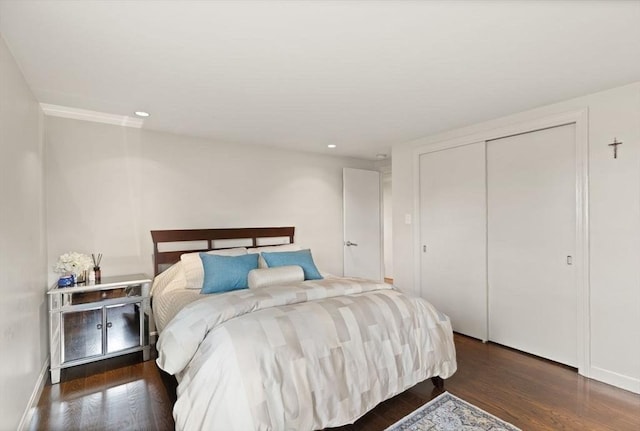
419, 142, 487, 340
487, 124, 577, 367
343, 168, 382, 280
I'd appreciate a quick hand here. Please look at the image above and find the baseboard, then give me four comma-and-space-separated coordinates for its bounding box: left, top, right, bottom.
18, 357, 49, 431
589, 366, 640, 394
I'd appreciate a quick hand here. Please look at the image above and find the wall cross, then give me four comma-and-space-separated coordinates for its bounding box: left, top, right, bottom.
608, 138, 622, 159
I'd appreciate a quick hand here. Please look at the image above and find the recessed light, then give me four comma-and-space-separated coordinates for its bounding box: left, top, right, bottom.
134, 111, 150, 118
327, 144, 337, 149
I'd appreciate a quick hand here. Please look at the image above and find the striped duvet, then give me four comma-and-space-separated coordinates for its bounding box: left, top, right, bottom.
156, 277, 457, 431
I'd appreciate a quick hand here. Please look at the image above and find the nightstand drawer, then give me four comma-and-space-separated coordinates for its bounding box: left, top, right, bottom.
70, 285, 142, 305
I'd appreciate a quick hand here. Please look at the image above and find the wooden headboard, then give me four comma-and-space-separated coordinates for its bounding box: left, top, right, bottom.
150, 227, 295, 276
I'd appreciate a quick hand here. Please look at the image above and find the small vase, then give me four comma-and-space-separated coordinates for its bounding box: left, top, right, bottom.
94, 266, 101, 283
58, 275, 74, 287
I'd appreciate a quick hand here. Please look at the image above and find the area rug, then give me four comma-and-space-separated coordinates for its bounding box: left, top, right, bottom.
385, 392, 521, 431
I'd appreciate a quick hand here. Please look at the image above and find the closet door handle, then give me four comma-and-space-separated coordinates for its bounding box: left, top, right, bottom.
566, 256, 573, 265
345, 241, 358, 247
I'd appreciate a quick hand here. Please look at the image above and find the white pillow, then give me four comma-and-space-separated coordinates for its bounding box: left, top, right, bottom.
181, 247, 248, 289
248, 266, 304, 289
247, 243, 302, 268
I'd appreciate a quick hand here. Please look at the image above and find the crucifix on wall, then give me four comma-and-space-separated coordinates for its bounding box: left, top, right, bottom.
608, 137, 622, 159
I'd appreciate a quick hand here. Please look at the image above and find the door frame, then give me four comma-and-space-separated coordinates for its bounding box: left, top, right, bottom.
380, 163, 393, 281
411, 108, 590, 376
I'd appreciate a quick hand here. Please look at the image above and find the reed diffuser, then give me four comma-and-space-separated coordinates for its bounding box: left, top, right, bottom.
92, 253, 102, 283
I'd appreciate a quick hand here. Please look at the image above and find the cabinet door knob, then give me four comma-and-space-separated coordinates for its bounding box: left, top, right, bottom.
106, 322, 113, 328
96, 323, 103, 330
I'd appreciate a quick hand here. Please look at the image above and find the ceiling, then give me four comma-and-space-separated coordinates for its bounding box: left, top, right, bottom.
1, 1, 639, 160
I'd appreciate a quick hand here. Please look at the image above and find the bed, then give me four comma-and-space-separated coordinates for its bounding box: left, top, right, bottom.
150, 227, 457, 431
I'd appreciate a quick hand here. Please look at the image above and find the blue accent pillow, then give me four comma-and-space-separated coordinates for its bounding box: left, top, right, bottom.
199, 253, 259, 294
261, 249, 323, 280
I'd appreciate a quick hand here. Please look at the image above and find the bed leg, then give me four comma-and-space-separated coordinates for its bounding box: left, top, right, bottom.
431, 376, 444, 390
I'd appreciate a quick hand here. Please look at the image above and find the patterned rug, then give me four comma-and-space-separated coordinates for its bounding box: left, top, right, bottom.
385, 392, 521, 431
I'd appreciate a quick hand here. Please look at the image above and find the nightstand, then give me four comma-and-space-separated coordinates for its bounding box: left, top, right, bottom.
47, 274, 152, 384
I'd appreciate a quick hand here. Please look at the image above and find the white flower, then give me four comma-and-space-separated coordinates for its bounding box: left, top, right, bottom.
53, 252, 93, 275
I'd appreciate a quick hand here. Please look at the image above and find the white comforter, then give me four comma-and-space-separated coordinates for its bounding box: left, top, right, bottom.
156, 277, 457, 431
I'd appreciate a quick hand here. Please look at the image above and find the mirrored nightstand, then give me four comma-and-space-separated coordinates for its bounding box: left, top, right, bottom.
47, 274, 152, 384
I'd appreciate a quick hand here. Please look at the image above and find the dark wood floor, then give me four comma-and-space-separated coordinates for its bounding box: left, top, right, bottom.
30, 334, 640, 430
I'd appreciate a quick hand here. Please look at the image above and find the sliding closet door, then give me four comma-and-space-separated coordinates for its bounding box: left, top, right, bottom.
420, 142, 487, 340
487, 124, 577, 366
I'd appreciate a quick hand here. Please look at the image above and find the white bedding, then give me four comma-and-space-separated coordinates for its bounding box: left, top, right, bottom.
153, 267, 457, 431
151, 262, 204, 332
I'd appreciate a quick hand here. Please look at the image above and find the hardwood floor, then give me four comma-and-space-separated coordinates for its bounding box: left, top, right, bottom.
29, 352, 175, 431
30, 334, 640, 430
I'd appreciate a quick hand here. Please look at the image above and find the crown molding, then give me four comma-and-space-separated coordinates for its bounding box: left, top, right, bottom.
40, 103, 144, 128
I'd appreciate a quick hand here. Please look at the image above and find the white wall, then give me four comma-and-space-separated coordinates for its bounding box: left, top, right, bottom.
45, 117, 374, 284
0, 36, 48, 429
393, 82, 640, 393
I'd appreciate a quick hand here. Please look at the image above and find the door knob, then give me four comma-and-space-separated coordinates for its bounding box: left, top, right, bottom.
345, 241, 358, 247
